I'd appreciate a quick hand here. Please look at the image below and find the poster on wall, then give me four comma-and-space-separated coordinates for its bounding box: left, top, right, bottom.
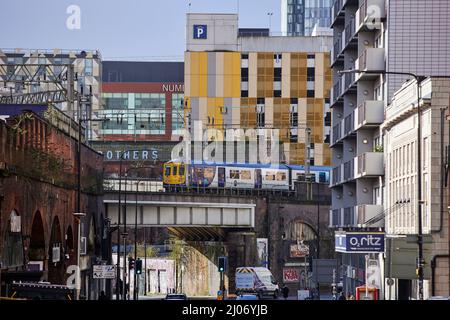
290, 243, 309, 258
283, 268, 299, 283
257, 238, 268, 268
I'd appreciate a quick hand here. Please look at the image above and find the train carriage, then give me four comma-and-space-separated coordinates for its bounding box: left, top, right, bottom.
163, 161, 331, 191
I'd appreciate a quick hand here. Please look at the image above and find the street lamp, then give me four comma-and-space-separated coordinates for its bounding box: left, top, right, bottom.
337, 69, 427, 300
267, 12, 273, 33
73, 212, 86, 300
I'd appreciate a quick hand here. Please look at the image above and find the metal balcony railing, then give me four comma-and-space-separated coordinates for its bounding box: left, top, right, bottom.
333, 0, 344, 21
332, 166, 341, 185
332, 121, 342, 144
344, 17, 355, 45
343, 206, 356, 225
333, 35, 342, 62
344, 113, 354, 135
343, 159, 354, 181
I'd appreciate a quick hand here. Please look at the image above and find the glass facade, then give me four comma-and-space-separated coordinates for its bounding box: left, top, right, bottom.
285, 0, 332, 36
171, 93, 184, 134
100, 92, 168, 135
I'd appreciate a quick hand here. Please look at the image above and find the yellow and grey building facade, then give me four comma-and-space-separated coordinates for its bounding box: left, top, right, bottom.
184, 14, 333, 165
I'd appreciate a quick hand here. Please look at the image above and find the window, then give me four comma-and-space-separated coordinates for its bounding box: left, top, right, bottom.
172, 166, 178, 176
103, 93, 128, 109
179, 165, 185, 176
84, 59, 93, 76
230, 170, 240, 179
265, 171, 276, 181
135, 93, 165, 109
172, 93, 184, 133
165, 166, 171, 176
276, 172, 287, 181
240, 170, 251, 180
307, 67, 315, 81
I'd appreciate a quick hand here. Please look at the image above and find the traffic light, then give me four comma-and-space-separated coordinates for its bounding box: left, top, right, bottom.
128, 257, 135, 270
136, 258, 142, 274
218, 256, 227, 273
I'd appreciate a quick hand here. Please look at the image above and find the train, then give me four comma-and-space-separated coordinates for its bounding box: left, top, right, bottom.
163, 160, 331, 191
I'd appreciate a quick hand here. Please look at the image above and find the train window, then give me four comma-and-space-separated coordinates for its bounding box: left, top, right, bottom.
172, 166, 178, 175
276, 172, 286, 181
179, 165, 185, 176
240, 170, 251, 180
230, 170, 240, 179
319, 172, 326, 182
165, 166, 171, 176
265, 171, 276, 181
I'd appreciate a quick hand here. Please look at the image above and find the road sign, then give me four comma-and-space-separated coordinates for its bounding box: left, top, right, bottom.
93, 265, 116, 279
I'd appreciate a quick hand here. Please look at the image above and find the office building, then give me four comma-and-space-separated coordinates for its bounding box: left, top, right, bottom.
282, 0, 333, 36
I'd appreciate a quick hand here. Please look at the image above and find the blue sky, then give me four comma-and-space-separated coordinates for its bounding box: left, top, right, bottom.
0, 0, 281, 60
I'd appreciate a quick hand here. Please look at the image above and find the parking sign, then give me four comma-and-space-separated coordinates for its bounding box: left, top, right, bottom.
193, 25, 207, 39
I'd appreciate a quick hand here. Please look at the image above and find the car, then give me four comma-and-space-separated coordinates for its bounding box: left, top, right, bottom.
164, 293, 188, 300
236, 294, 259, 300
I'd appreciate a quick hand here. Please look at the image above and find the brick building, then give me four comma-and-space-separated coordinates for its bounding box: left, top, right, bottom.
0, 106, 105, 299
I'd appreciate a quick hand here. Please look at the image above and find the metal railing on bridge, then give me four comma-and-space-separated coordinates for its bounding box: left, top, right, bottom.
103, 179, 330, 202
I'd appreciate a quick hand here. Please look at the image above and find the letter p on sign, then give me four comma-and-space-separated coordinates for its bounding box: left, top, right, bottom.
193, 25, 207, 39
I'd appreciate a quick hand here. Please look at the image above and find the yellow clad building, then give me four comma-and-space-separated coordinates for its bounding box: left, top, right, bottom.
184, 14, 332, 166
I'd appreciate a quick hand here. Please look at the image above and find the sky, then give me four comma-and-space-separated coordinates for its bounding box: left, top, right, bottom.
0, 0, 281, 61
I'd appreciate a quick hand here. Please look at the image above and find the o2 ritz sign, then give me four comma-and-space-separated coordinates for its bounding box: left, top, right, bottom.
193, 25, 207, 39
335, 232, 385, 253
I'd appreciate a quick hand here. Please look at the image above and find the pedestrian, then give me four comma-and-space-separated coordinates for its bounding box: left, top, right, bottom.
347, 293, 355, 300
282, 284, 289, 299
98, 290, 108, 301
338, 291, 346, 300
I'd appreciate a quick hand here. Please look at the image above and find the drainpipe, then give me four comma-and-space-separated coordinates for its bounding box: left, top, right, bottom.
430, 254, 450, 296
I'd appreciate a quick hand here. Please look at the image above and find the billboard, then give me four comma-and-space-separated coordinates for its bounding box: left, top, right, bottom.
257, 238, 268, 268
290, 243, 309, 258
335, 232, 385, 253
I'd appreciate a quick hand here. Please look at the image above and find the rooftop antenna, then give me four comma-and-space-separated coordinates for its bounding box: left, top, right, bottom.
188, 1, 191, 13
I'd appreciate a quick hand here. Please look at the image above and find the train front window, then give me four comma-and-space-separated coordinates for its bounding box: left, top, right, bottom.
179, 165, 185, 176
165, 166, 171, 176
172, 166, 178, 176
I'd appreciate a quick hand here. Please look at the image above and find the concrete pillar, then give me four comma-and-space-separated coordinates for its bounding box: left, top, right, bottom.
225, 231, 258, 293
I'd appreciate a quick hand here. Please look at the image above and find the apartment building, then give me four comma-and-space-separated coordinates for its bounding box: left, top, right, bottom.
329, 0, 450, 299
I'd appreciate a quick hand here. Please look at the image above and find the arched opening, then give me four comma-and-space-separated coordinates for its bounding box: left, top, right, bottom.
48, 216, 63, 284
1, 210, 24, 269
29, 211, 45, 268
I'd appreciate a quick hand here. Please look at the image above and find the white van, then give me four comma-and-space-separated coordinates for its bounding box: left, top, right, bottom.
235, 267, 279, 299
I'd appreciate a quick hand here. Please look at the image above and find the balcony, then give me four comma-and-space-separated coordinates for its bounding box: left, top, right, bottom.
343, 159, 355, 181
331, 166, 342, 187
331, 77, 346, 106
355, 100, 384, 130
356, 204, 384, 228
344, 71, 357, 92
355, 48, 385, 80
329, 207, 358, 228
331, 0, 345, 27
332, 35, 344, 66
329, 208, 342, 227
356, 0, 386, 33
343, 207, 357, 226
331, 120, 344, 145
356, 152, 384, 178
344, 17, 357, 48
343, 113, 355, 137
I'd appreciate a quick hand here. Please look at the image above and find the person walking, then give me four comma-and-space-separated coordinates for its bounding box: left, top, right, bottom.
282, 284, 289, 299
98, 290, 108, 301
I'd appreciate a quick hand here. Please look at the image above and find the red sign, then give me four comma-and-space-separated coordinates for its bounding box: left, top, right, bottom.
283, 268, 299, 283
290, 244, 309, 258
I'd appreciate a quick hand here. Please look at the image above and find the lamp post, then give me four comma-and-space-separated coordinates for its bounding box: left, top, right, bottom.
73, 212, 86, 300
267, 12, 273, 33
134, 180, 145, 300
337, 69, 427, 300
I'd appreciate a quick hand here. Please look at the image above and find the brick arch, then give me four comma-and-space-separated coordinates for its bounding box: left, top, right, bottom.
29, 210, 46, 263
284, 218, 318, 241
48, 215, 64, 284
